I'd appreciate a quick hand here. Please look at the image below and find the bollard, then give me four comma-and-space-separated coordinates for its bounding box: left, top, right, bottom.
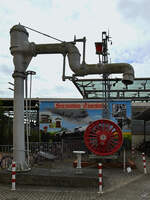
131, 146, 135, 158
142, 152, 147, 175
11, 161, 16, 191
98, 163, 103, 194
123, 148, 126, 172
127, 166, 132, 174
73, 151, 85, 174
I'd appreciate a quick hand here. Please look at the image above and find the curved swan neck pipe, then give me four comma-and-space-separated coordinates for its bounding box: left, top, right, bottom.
10, 24, 134, 85
34, 42, 134, 84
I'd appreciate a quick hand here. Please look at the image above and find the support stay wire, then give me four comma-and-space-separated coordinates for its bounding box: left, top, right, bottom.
23, 25, 64, 43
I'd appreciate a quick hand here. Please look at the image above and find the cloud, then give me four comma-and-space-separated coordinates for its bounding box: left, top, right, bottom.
108, 0, 150, 79
29, 0, 52, 9
117, 0, 150, 30
70, 11, 80, 20
54, 85, 72, 93
111, 40, 150, 64
31, 78, 82, 98
0, 0, 150, 99
0, 64, 13, 75
0, 90, 7, 96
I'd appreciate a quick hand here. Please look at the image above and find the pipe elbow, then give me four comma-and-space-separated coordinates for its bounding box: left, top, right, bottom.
66, 43, 134, 85
121, 63, 135, 85
66, 43, 81, 74
103, 63, 135, 85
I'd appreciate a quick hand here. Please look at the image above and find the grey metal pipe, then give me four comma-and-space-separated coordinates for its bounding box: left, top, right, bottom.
10, 24, 32, 171
35, 42, 134, 84
13, 72, 26, 163
10, 24, 134, 85
76, 63, 134, 85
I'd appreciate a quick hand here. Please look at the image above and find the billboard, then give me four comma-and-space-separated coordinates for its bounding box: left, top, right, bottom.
39, 99, 131, 148
40, 101, 104, 135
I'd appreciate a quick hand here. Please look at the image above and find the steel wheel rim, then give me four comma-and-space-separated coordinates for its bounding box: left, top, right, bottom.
84, 119, 123, 156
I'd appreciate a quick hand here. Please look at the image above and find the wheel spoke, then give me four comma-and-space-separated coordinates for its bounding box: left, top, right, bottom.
84, 119, 123, 156
89, 132, 97, 137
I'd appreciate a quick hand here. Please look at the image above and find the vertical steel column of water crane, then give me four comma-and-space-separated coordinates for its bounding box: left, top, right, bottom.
9, 24, 34, 171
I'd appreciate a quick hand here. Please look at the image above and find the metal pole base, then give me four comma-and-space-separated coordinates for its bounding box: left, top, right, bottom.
75, 168, 83, 174
8, 161, 31, 172
97, 191, 104, 194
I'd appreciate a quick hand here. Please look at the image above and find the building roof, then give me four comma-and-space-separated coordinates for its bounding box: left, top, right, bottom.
72, 77, 150, 102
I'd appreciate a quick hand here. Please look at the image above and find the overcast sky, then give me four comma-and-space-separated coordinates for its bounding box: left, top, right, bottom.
1, 0, 150, 99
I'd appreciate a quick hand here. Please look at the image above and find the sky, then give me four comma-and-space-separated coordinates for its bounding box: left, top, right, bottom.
1, 0, 150, 99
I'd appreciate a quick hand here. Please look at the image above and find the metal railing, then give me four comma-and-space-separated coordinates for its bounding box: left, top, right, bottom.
0, 145, 13, 153
0, 140, 89, 161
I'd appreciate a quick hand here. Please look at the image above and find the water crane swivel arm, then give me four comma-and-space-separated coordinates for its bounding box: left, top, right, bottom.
10, 24, 134, 85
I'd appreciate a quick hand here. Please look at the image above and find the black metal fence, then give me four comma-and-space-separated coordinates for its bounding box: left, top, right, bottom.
0, 140, 89, 163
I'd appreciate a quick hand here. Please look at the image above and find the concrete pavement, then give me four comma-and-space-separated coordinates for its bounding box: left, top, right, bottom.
0, 153, 149, 199
0, 173, 149, 200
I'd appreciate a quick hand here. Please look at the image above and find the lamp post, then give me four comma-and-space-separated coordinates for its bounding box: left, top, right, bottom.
25, 70, 36, 166
35, 102, 40, 142
25, 70, 36, 137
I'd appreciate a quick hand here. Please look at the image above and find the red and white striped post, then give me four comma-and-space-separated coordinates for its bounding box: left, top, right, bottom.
11, 161, 16, 191
98, 163, 103, 194
131, 146, 135, 158
142, 152, 147, 175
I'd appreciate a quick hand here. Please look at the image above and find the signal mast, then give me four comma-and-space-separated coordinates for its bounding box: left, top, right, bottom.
95, 31, 112, 118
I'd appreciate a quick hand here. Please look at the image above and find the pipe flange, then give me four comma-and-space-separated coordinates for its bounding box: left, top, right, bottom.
29, 42, 37, 57
12, 71, 26, 79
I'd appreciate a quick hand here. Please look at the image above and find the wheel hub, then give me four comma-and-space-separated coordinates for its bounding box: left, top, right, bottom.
97, 131, 108, 145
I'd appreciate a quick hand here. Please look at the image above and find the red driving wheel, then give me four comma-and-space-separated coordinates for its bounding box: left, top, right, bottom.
84, 119, 123, 156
